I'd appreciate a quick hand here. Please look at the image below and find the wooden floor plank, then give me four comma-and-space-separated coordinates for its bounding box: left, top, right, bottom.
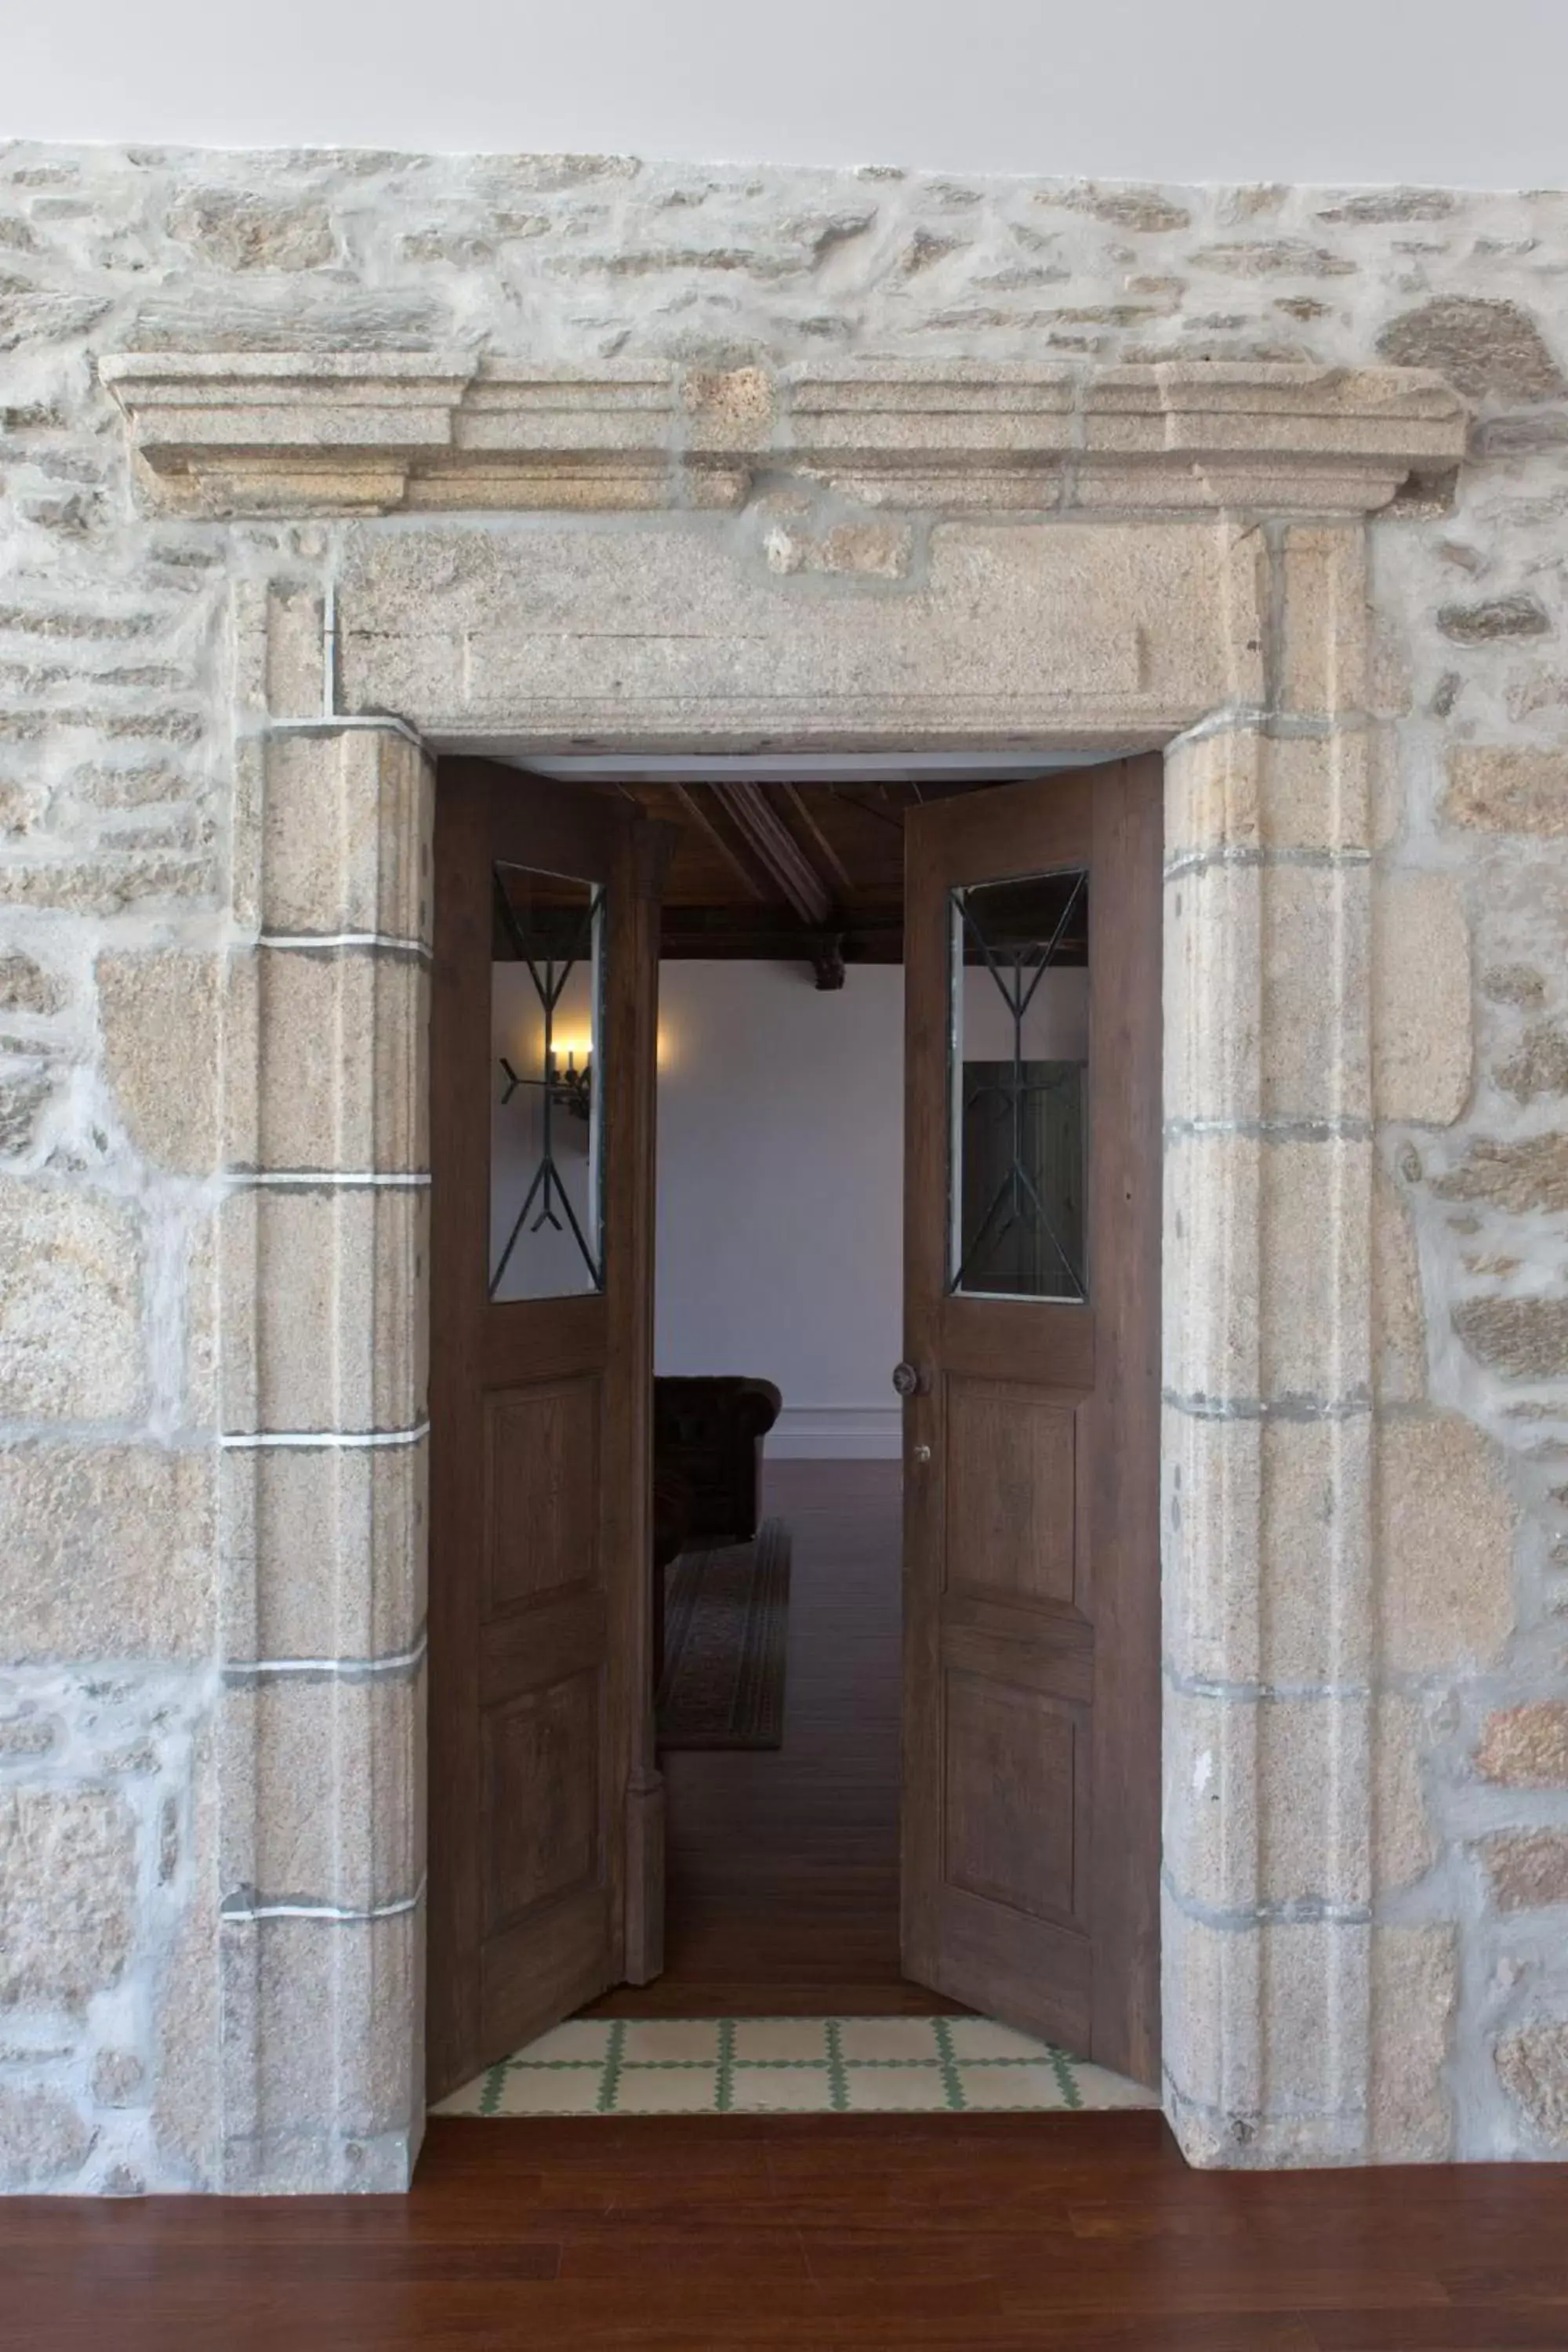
6, 1468, 1565, 2348
5, 2117, 1568, 2347
1305, 2319, 1568, 2352
587, 1460, 961, 2018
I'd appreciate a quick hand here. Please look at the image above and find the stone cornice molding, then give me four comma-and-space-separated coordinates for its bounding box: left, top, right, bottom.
99, 353, 1466, 519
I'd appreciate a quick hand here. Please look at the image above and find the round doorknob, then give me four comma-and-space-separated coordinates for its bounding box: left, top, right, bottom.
891, 1361, 927, 1398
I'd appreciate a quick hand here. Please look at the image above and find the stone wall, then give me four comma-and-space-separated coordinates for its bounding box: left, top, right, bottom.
2, 143, 1568, 2184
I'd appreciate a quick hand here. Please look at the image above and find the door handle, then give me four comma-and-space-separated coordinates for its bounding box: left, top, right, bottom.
892, 1361, 931, 1398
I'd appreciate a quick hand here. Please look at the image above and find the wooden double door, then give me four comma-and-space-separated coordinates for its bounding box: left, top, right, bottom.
427, 755, 1161, 2101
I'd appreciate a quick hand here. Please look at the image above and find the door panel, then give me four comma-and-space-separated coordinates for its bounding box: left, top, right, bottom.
484, 1671, 601, 1928
944, 1672, 1083, 1921
428, 757, 665, 2103
484, 1381, 601, 1613
945, 1382, 1077, 1610
900, 756, 1161, 2086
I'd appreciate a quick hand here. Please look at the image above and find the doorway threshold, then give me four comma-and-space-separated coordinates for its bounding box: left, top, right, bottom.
430, 2016, 1156, 2118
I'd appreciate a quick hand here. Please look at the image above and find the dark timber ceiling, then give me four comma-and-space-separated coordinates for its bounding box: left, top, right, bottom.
497, 760, 1112, 985
630, 776, 920, 980
620, 775, 1091, 986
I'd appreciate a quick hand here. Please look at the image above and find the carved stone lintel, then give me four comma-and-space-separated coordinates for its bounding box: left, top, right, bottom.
98, 354, 1468, 520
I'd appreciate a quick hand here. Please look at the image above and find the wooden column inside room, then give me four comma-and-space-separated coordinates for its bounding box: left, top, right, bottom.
427, 757, 667, 2103
899, 757, 1163, 2086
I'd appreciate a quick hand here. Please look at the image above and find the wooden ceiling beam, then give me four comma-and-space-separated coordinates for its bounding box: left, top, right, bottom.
779, 783, 854, 895
709, 779, 835, 931
669, 782, 767, 901
659, 902, 900, 969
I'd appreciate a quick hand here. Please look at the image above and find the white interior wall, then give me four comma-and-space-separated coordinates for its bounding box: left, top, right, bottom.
654, 956, 1090, 1457
962, 961, 1088, 1062
655, 960, 905, 1458
6, 0, 1563, 183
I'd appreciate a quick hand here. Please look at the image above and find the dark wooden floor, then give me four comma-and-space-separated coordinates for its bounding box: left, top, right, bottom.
11, 1462, 1566, 2347
592, 1455, 957, 2017
9, 2112, 1568, 2349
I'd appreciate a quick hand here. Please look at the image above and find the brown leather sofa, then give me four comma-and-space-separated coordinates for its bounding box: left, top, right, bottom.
651, 1376, 783, 1686
652, 1375, 783, 1545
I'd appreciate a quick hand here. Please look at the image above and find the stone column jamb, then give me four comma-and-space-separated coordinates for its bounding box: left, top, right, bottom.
215, 576, 434, 2191
1160, 518, 1379, 2165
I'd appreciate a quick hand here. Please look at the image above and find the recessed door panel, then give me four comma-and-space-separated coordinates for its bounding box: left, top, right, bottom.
944, 1379, 1080, 1613
485, 1379, 601, 1614
943, 1671, 1083, 1928
484, 1670, 603, 1932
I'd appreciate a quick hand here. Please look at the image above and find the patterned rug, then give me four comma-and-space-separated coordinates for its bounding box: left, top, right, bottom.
432, 2014, 1160, 2118
655, 1518, 791, 1751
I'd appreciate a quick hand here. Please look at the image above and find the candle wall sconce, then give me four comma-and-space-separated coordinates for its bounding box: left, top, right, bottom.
498, 1047, 593, 1123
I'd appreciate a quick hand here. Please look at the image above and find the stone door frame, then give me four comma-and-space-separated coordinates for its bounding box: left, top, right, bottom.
103, 354, 1468, 2188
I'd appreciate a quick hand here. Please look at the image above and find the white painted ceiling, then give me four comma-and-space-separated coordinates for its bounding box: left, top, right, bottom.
6, 0, 1563, 187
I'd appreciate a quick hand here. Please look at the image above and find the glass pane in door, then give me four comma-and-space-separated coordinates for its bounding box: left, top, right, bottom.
489, 862, 604, 1301
949, 866, 1089, 1302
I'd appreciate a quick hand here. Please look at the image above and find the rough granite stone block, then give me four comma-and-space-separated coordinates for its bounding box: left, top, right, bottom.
220, 1667, 426, 1914
1370, 1927, 1455, 2161
1476, 1828, 1568, 1909
1374, 1695, 1438, 1894
0, 1443, 214, 1661
0, 1787, 138, 2015
336, 516, 1236, 739
1276, 526, 1370, 716
1165, 727, 1374, 859
1494, 2019, 1568, 2150
1444, 749, 1568, 837
219, 1439, 427, 1664
0, 1184, 146, 1421
220, 1907, 423, 2165
1475, 1703, 1568, 1788
257, 731, 433, 945
97, 950, 221, 1176
0, 2085, 94, 2191
1164, 1688, 1370, 1911
1373, 871, 1472, 1124
1377, 1414, 1515, 1674
217, 1185, 429, 1436
224, 945, 429, 1175
1372, 1165, 1427, 1405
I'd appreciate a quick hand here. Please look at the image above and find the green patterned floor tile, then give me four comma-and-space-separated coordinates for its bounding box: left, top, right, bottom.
431, 2016, 1160, 2118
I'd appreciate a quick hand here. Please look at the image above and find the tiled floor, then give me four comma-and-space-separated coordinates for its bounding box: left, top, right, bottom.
431, 2015, 1160, 2117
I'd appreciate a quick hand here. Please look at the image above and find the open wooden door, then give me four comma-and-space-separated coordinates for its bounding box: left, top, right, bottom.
899, 757, 1161, 2087
428, 757, 664, 2102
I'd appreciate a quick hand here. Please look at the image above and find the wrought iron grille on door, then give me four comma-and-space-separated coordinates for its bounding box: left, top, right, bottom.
949, 866, 1089, 1303
489, 862, 605, 1301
